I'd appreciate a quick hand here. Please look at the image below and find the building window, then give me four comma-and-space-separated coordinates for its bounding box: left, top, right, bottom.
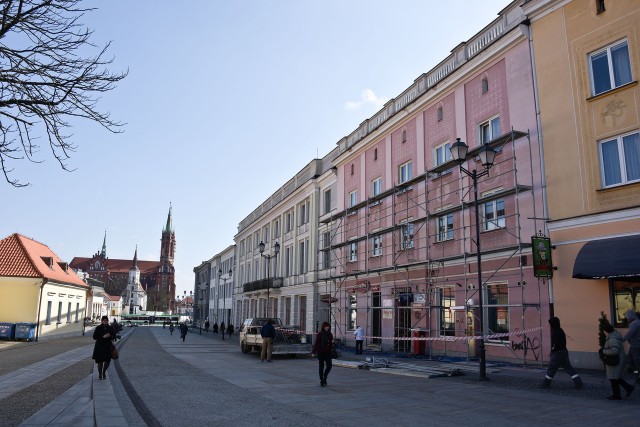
323, 189, 331, 214
57, 301, 63, 324
480, 116, 500, 144
374, 148, 378, 160
487, 283, 509, 339
399, 161, 413, 184
349, 190, 358, 208
436, 213, 454, 242
46, 301, 52, 325
75, 302, 80, 322
274, 219, 280, 238
437, 106, 443, 122
371, 177, 382, 197
351, 163, 354, 175
435, 141, 451, 166
484, 199, 505, 230
402, 129, 407, 143
589, 40, 632, 96
612, 280, 640, 327
371, 235, 383, 256
599, 131, 640, 187
596, 0, 605, 14
285, 246, 293, 277
481, 77, 489, 94
348, 294, 357, 330
439, 287, 455, 336
322, 248, 331, 269
401, 223, 414, 249
349, 242, 357, 262
298, 202, 308, 226
298, 240, 308, 274
285, 211, 293, 232
67, 302, 72, 323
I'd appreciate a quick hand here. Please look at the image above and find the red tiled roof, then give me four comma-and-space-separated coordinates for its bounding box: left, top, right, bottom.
0, 233, 89, 289
70, 257, 161, 274
103, 293, 121, 302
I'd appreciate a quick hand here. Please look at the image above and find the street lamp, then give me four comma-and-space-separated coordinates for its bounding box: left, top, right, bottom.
258, 241, 280, 318
450, 137, 496, 381
218, 268, 233, 340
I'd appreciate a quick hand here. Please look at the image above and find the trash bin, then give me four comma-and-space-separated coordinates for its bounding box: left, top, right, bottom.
0, 323, 15, 340
14, 322, 36, 341
412, 329, 426, 355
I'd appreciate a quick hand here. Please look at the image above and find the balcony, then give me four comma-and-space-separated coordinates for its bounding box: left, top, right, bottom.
242, 277, 284, 293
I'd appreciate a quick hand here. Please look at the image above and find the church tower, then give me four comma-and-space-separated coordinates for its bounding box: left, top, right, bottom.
160, 204, 175, 268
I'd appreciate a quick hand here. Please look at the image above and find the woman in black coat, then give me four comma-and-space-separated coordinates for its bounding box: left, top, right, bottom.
93, 316, 115, 380
312, 321, 334, 387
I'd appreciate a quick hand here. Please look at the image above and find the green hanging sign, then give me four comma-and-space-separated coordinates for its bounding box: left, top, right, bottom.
532, 236, 553, 278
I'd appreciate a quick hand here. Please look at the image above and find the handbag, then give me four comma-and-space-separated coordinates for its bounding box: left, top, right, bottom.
602, 352, 619, 366
330, 345, 339, 359
110, 343, 119, 360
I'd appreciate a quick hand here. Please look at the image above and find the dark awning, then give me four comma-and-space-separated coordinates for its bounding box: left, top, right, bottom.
572, 234, 640, 279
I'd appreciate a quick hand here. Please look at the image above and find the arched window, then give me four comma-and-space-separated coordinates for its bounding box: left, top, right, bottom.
482, 77, 489, 94
95, 261, 101, 270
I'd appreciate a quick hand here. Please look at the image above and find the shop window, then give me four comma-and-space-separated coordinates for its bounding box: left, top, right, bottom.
612, 280, 640, 327
439, 287, 455, 336
348, 294, 357, 330
487, 283, 509, 339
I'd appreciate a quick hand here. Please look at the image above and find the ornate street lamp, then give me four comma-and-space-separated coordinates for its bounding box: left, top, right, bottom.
218, 268, 233, 340
258, 241, 280, 318
450, 137, 496, 380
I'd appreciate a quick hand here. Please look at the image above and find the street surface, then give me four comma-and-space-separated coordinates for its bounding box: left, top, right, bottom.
2, 326, 640, 426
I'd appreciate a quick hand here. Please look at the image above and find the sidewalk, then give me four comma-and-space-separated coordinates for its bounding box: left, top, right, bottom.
6, 326, 638, 426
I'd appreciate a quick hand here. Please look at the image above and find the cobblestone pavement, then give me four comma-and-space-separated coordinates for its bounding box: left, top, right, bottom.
4, 327, 640, 426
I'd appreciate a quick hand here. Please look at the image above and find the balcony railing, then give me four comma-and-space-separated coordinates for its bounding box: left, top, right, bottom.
242, 277, 284, 293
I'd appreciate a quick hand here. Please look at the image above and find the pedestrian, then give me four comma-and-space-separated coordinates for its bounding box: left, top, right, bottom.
92, 315, 116, 380
261, 319, 276, 362
111, 318, 120, 341
541, 317, 584, 389
180, 323, 189, 342
163, 320, 166, 329
169, 323, 175, 335
213, 322, 219, 334
220, 321, 226, 337
205, 319, 210, 333
601, 322, 634, 400
622, 310, 640, 385
353, 325, 365, 355
312, 321, 334, 387
227, 323, 234, 336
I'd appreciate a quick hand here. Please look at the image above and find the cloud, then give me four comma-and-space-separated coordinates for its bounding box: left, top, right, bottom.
345, 89, 388, 111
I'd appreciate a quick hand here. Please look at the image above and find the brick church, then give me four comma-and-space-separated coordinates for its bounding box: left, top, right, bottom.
70, 205, 176, 312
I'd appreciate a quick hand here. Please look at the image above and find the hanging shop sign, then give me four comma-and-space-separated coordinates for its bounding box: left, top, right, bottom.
320, 296, 338, 304
347, 280, 370, 293
532, 235, 553, 278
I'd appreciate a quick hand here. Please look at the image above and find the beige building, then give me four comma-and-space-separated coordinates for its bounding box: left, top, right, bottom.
526, 0, 640, 368
0, 233, 89, 340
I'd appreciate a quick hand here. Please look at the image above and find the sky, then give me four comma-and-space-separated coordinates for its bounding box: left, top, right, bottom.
0, 0, 513, 298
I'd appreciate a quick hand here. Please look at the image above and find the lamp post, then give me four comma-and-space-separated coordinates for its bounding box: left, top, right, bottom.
258, 241, 280, 318
218, 269, 233, 340
450, 137, 496, 381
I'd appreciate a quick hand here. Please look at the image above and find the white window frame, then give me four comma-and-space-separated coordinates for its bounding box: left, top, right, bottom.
323, 189, 331, 214
589, 39, 633, 96
436, 213, 454, 242
371, 177, 382, 197
349, 190, 358, 208
401, 222, 414, 249
435, 141, 451, 166
483, 199, 505, 231
399, 161, 413, 184
349, 242, 358, 262
479, 116, 500, 145
371, 235, 383, 256
598, 131, 640, 188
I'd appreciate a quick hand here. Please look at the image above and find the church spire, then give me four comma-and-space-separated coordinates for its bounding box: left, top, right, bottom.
164, 203, 173, 233
101, 230, 107, 258
132, 245, 138, 268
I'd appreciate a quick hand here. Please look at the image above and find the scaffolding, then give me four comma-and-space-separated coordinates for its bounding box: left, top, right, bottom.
316, 130, 548, 365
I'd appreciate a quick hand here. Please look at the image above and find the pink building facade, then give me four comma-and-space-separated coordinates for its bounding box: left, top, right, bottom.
318, 3, 551, 364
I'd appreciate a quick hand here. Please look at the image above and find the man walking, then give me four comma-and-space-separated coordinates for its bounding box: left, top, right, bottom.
541, 317, 583, 389
622, 310, 640, 384
180, 323, 189, 342
353, 325, 365, 354
261, 319, 276, 362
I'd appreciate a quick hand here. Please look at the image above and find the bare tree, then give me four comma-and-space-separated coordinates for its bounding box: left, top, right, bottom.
0, 0, 127, 186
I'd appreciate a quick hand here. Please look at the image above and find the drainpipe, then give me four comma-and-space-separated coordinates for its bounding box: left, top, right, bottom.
35, 278, 48, 342
524, 18, 554, 317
